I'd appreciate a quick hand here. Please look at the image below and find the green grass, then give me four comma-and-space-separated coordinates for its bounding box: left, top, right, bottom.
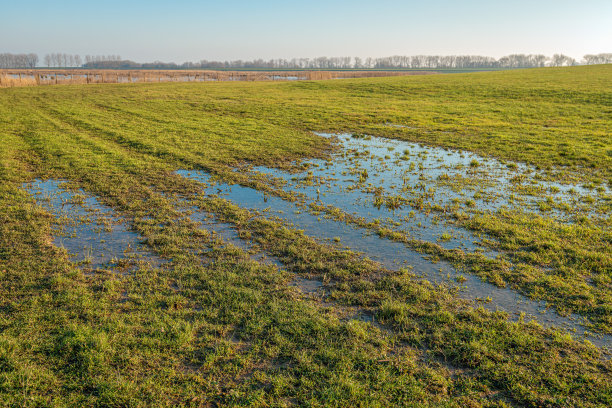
0, 65, 611, 406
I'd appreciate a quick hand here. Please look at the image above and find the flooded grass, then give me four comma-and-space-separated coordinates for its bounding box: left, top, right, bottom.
258, 132, 608, 225
232, 133, 611, 334
23, 179, 163, 271
178, 169, 611, 348
176, 199, 284, 268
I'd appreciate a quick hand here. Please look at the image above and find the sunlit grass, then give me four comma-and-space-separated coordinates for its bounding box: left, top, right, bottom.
0, 65, 610, 406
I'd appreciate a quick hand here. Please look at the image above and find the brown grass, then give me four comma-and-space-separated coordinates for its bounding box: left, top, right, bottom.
0, 68, 437, 88
0, 74, 38, 88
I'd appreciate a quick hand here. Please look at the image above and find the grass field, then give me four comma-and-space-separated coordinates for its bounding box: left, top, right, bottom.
0, 65, 611, 406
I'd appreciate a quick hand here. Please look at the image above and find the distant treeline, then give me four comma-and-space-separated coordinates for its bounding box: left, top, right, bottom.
1, 52, 611, 69
0, 53, 38, 69
83, 53, 612, 70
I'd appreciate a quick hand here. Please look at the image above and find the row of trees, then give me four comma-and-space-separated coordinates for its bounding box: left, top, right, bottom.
0, 53, 121, 68
1, 52, 611, 69
43, 53, 82, 68
584, 54, 612, 65
84, 55, 122, 64
83, 53, 612, 70
0, 53, 38, 69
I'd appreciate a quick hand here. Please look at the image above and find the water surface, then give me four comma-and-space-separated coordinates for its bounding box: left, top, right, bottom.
24, 179, 162, 271
178, 169, 611, 349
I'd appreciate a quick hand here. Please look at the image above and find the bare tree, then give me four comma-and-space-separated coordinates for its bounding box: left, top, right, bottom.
26, 53, 38, 68
551, 54, 576, 67
583, 53, 612, 65
0, 53, 39, 68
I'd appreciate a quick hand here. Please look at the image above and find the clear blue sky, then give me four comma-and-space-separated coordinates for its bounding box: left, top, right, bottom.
2, 0, 610, 62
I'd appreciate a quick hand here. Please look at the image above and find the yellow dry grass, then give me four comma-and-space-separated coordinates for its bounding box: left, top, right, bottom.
0, 69, 436, 88
0, 74, 38, 88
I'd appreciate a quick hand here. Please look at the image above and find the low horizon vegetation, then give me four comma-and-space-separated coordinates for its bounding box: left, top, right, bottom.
2, 51, 612, 70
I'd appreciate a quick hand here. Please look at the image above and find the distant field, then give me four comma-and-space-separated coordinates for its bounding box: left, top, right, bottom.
0, 65, 610, 406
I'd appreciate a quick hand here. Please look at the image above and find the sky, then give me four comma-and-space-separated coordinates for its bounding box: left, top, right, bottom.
2, 0, 611, 62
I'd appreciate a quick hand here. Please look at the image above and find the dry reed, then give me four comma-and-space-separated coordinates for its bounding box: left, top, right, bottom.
0, 69, 435, 88
0, 74, 37, 88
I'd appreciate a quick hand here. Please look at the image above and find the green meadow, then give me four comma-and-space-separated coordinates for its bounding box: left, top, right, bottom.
0, 65, 610, 407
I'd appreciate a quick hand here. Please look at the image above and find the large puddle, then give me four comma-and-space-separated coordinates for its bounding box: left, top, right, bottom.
24, 179, 162, 271
255, 133, 609, 232
178, 170, 611, 349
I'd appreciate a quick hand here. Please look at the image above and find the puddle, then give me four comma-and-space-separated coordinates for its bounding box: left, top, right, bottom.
24, 179, 163, 271
253, 159, 488, 255
178, 202, 283, 268
185, 205, 251, 251
290, 277, 324, 295
184, 203, 320, 297
178, 170, 611, 349
253, 133, 608, 233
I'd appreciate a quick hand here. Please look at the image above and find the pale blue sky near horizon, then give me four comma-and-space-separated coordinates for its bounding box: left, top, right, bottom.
2, 0, 611, 62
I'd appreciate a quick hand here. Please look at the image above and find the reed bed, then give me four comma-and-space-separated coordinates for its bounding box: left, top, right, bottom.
0, 74, 38, 87
0, 68, 435, 87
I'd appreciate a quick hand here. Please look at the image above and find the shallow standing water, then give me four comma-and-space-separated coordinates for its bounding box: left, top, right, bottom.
179, 201, 282, 268
254, 133, 608, 229
20, 158, 609, 348
178, 169, 611, 349
24, 179, 162, 271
